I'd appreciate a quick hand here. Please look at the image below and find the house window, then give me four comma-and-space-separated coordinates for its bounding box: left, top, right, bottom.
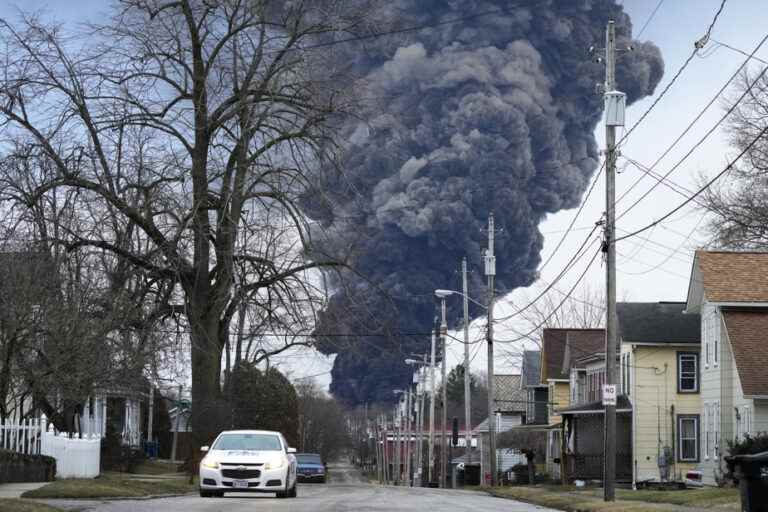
677, 352, 699, 393
621, 353, 631, 395
744, 406, 752, 437
704, 403, 711, 460
714, 402, 720, 458
678, 415, 700, 462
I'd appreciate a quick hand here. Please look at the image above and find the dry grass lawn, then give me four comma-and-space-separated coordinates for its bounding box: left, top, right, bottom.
0, 499, 65, 512
21, 473, 195, 499
489, 485, 740, 512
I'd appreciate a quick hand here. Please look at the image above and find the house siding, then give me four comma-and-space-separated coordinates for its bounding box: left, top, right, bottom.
625, 343, 700, 483
548, 381, 570, 425
698, 300, 753, 485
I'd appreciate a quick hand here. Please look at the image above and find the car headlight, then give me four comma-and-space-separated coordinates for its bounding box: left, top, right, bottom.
201, 458, 219, 469
265, 458, 286, 470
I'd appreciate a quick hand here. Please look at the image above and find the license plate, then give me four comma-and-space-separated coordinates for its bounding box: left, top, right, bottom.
232, 480, 249, 489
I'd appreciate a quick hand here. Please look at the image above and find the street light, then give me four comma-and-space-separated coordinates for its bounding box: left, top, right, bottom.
433, 284, 482, 473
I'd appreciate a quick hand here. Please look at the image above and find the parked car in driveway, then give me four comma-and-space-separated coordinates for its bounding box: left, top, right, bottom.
198, 430, 298, 498
296, 453, 326, 483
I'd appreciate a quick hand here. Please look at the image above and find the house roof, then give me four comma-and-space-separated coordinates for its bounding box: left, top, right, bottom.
493, 374, 526, 412
692, 250, 768, 304
722, 309, 768, 397
562, 330, 605, 372
541, 328, 604, 381
521, 351, 542, 387
617, 302, 700, 344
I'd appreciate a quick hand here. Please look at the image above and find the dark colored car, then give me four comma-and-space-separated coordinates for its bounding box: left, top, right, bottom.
296, 453, 326, 483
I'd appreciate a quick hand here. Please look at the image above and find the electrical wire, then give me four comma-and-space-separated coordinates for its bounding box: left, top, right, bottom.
616, 32, 768, 219
617, 123, 768, 243
635, 0, 667, 40
616, 0, 728, 148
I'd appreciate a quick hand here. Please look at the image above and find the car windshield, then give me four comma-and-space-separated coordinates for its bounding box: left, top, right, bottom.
297, 454, 322, 464
212, 433, 283, 451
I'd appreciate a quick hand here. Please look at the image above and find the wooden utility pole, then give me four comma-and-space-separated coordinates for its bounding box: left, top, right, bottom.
440, 300, 448, 488
462, 258, 473, 465
603, 19, 623, 503
428, 329, 437, 484
485, 214, 497, 486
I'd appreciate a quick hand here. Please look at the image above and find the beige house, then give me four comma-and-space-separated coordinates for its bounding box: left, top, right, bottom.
686, 250, 768, 486
617, 302, 701, 485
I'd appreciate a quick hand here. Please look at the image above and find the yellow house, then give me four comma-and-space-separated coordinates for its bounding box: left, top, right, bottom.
617, 302, 701, 485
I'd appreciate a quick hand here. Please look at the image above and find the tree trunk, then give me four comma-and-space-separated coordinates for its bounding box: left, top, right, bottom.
189, 316, 226, 447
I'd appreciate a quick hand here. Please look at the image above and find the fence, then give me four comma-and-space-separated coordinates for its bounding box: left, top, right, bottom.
0, 416, 101, 479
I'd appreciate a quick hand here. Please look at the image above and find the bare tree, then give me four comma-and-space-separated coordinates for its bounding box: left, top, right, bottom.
496, 284, 605, 365
0, 1, 375, 443
703, 69, 768, 248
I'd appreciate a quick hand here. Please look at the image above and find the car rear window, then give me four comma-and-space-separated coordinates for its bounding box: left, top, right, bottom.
297, 454, 322, 464
212, 433, 283, 451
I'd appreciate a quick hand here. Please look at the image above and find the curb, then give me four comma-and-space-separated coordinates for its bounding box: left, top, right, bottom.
29, 492, 196, 502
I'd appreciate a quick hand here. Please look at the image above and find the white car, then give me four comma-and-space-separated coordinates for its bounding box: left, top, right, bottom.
199, 430, 298, 498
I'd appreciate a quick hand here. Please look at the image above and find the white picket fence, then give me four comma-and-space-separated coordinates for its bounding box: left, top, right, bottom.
0, 415, 101, 479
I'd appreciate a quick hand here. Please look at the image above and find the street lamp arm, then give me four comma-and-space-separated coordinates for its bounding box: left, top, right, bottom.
435, 289, 488, 310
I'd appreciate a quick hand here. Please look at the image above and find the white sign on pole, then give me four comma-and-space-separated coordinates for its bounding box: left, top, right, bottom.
602, 384, 617, 406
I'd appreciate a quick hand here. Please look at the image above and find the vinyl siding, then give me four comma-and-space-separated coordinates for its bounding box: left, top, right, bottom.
698, 300, 753, 486
626, 343, 700, 483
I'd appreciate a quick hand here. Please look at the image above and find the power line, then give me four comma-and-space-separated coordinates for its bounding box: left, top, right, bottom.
494, 246, 602, 344
616, 0, 728, 148
616, 31, 768, 219
635, 0, 667, 39
617, 123, 768, 243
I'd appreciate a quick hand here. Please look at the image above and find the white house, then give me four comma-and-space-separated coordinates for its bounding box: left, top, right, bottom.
686, 250, 768, 486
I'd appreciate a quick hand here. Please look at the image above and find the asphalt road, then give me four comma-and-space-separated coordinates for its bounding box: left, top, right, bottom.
43, 463, 558, 512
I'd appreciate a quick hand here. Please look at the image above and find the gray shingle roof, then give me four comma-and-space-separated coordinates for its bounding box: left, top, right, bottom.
493, 374, 526, 412
617, 302, 700, 344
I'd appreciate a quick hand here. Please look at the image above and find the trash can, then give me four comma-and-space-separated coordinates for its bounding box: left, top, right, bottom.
726, 451, 768, 512
143, 440, 159, 458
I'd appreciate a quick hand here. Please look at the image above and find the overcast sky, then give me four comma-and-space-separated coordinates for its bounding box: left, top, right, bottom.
2, 0, 764, 389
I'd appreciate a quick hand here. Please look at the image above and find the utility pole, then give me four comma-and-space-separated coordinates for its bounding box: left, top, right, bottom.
440, 299, 448, 488
602, 19, 624, 503
428, 329, 437, 485
485, 214, 497, 486
405, 388, 411, 486
462, 257, 473, 465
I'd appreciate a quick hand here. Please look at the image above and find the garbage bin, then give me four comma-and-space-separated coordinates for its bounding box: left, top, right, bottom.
726, 451, 768, 512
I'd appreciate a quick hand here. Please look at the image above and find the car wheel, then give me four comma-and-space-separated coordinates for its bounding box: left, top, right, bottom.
213, 491, 225, 497
199, 490, 212, 498
319, 476, 326, 484
288, 484, 297, 498
276, 490, 287, 499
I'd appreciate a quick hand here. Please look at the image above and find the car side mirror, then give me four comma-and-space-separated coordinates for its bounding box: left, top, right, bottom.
201, 446, 209, 453
287, 447, 297, 454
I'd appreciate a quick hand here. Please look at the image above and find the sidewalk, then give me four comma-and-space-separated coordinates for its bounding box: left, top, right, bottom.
0, 482, 49, 499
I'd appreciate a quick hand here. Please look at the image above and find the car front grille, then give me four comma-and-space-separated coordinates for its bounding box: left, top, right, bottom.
221, 468, 261, 479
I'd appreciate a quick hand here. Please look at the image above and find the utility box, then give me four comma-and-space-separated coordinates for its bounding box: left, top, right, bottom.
604, 90, 626, 127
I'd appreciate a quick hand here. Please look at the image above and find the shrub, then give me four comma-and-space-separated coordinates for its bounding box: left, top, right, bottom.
727, 432, 768, 457
0, 449, 56, 483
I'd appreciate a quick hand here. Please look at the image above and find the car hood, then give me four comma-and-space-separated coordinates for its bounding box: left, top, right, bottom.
207, 450, 285, 464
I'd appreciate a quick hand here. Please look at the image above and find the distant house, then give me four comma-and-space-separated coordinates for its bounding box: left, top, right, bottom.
617, 302, 701, 485
557, 328, 633, 483
475, 374, 525, 483
686, 250, 768, 485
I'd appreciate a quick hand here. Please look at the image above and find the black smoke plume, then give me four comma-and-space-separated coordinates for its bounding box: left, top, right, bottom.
303, 0, 663, 405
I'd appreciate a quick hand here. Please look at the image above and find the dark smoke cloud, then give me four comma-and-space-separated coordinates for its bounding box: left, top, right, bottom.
304, 0, 663, 405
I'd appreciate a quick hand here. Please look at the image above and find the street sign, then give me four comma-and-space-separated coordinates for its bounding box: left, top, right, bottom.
602, 384, 617, 406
